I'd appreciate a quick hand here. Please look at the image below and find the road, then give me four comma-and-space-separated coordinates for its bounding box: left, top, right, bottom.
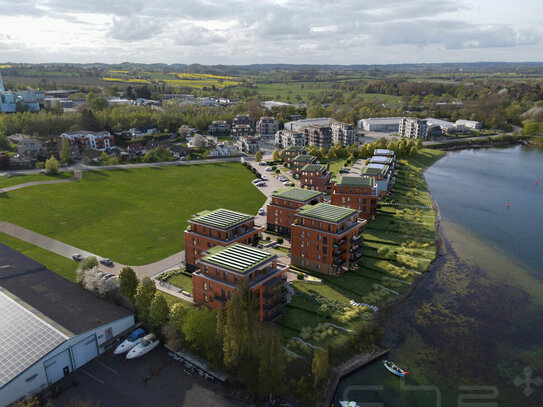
50, 349, 245, 407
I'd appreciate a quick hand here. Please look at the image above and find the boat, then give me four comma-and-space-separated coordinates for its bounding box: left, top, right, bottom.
340, 401, 360, 407
383, 360, 408, 377
113, 328, 145, 355
126, 333, 160, 359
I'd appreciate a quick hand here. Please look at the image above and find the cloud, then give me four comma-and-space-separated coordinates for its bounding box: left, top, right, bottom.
107, 16, 165, 41
174, 25, 227, 46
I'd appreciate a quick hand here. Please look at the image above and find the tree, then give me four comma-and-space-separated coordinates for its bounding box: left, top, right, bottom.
311, 349, 329, 387
148, 292, 170, 329
60, 138, 71, 164
169, 303, 188, 333
182, 308, 222, 364
177, 124, 191, 139
88, 96, 108, 111
100, 151, 109, 164
247, 100, 264, 121
192, 134, 207, 148
134, 277, 156, 322
254, 150, 263, 162
258, 326, 285, 398
118, 267, 139, 302
272, 149, 281, 162
79, 256, 98, 272
45, 156, 59, 175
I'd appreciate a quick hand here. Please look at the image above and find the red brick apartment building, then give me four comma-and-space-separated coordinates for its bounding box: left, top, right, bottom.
300, 163, 331, 192
291, 203, 366, 276
330, 176, 378, 221
361, 164, 392, 197
267, 187, 324, 235
284, 145, 306, 167
291, 154, 317, 178
192, 243, 288, 321
184, 208, 263, 272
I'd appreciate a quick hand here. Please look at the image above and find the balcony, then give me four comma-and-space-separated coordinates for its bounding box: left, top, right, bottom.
263, 297, 287, 311
352, 234, 363, 242
333, 239, 347, 248
350, 243, 363, 253
214, 295, 227, 305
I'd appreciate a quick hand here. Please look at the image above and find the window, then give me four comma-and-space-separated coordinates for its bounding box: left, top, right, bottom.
323, 247, 327, 254
209, 284, 213, 291
207, 242, 211, 248
204, 294, 208, 303
203, 282, 208, 290
317, 254, 321, 260
323, 236, 327, 244
192, 238, 196, 245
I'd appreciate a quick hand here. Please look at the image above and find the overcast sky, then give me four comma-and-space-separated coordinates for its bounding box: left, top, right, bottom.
0, 0, 542, 65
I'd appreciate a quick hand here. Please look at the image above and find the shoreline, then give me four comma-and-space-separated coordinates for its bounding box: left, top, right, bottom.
324, 153, 447, 406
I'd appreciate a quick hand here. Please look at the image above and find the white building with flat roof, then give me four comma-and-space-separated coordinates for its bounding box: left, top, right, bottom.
399, 118, 428, 139
455, 119, 482, 129
357, 117, 403, 132
331, 122, 356, 146
275, 129, 306, 148
284, 118, 331, 132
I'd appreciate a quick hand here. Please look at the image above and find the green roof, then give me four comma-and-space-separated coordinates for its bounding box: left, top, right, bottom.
273, 187, 323, 202
301, 163, 325, 172
285, 146, 305, 152
293, 154, 315, 162
333, 176, 374, 187
192, 208, 253, 230
362, 164, 388, 176
201, 243, 274, 274
298, 203, 357, 223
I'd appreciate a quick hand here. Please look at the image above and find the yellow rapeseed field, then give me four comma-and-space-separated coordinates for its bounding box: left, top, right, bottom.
102, 77, 151, 84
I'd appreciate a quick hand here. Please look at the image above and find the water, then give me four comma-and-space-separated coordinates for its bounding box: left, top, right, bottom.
333, 146, 543, 407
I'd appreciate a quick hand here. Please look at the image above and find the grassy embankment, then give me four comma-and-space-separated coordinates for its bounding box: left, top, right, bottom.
278, 149, 445, 359
0, 172, 74, 188
0, 163, 265, 265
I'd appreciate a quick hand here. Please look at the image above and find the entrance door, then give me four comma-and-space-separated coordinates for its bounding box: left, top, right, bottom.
71, 335, 98, 368
44, 349, 72, 385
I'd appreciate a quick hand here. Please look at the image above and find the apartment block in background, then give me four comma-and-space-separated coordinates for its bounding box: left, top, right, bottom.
208, 120, 231, 136
330, 176, 378, 221
193, 243, 288, 321
303, 125, 332, 149
399, 118, 428, 139
291, 203, 366, 276
184, 208, 263, 272
257, 117, 279, 139
300, 163, 330, 192
331, 122, 356, 146
275, 130, 306, 149
267, 187, 324, 235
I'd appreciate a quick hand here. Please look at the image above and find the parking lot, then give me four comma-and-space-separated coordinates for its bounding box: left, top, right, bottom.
50, 348, 244, 407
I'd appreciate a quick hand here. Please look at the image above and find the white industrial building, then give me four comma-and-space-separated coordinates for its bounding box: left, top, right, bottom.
357, 117, 403, 132
399, 118, 428, 139
284, 118, 331, 132
455, 119, 482, 129
425, 118, 455, 131
0, 244, 135, 407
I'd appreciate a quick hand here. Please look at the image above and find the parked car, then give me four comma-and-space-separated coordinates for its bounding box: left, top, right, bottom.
100, 258, 114, 267
72, 254, 84, 262
283, 181, 291, 186
261, 175, 268, 181
259, 161, 267, 166
252, 179, 262, 184
256, 182, 266, 187
258, 208, 265, 215
265, 167, 272, 172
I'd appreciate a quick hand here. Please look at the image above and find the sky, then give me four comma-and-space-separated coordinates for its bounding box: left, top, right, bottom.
0, 0, 542, 65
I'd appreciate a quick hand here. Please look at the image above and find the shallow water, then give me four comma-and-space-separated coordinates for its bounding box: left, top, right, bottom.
333, 146, 543, 407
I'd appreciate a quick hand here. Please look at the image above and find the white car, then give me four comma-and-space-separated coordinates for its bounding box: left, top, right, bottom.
261, 175, 268, 181
126, 333, 160, 359
265, 167, 272, 172
283, 181, 291, 186
259, 161, 266, 166
258, 208, 265, 215
252, 179, 261, 184
72, 254, 84, 262
113, 328, 145, 355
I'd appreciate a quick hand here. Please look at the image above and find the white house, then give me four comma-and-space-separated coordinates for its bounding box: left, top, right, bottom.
455, 119, 482, 130
0, 244, 134, 407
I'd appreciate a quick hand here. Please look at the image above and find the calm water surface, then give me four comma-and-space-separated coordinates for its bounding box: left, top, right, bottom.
333, 146, 543, 407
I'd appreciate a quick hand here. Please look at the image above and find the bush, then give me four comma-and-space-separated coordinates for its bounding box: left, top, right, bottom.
377, 246, 390, 256
275, 169, 280, 174
265, 236, 271, 241
35, 161, 45, 169
297, 272, 305, 280
277, 237, 284, 244
45, 156, 59, 175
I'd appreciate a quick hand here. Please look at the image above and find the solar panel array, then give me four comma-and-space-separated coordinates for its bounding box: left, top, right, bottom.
194, 209, 252, 230
0, 291, 67, 387
204, 244, 272, 273
299, 203, 356, 222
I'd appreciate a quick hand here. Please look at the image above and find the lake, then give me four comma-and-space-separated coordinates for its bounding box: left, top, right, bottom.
333, 146, 543, 407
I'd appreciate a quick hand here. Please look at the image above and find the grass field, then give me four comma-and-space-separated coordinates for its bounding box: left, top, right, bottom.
0, 163, 266, 265
165, 273, 193, 294
0, 232, 78, 281
0, 172, 74, 188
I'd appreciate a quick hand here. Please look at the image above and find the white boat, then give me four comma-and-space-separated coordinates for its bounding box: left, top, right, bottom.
340, 401, 360, 407
126, 333, 160, 359
383, 360, 408, 377
113, 328, 145, 355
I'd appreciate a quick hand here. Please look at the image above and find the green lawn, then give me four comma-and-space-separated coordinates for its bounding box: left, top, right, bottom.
0, 172, 74, 188
165, 273, 193, 294
0, 163, 266, 265
0, 231, 78, 282
320, 158, 349, 176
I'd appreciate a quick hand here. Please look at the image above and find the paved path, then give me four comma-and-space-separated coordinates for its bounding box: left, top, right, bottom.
0, 221, 185, 279
0, 170, 82, 193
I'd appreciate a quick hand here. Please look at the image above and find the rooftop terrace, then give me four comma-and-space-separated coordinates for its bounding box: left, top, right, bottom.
293, 154, 315, 162
200, 243, 274, 274
285, 145, 305, 152
298, 202, 357, 223
191, 208, 253, 230
273, 187, 323, 202
301, 163, 326, 172
333, 176, 375, 187
362, 164, 389, 176
374, 148, 395, 156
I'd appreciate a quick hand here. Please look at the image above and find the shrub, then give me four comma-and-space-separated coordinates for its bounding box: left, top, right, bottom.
277, 237, 284, 244
377, 246, 390, 256
265, 236, 271, 241
271, 165, 277, 171
317, 304, 332, 318
297, 272, 305, 280
45, 156, 59, 175
35, 161, 45, 169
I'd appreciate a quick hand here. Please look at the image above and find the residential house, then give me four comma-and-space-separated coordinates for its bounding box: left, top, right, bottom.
361, 163, 393, 197
283, 146, 307, 167
126, 143, 147, 156
193, 243, 288, 321
291, 203, 366, 276
266, 187, 324, 235
60, 130, 115, 156
257, 117, 279, 139
300, 164, 330, 192
232, 114, 255, 129
208, 121, 231, 136
184, 208, 263, 272
128, 125, 159, 138
304, 125, 332, 149
17, 138, 46, 158
237, 136, 260, 154
291, 154, 317, 178
169, 145, 190, 159
275, 129, 306, 149
209, 143, 239, 157
331, 122, 356, 146
231, 124, 255, 139
330, 176, 378, 221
